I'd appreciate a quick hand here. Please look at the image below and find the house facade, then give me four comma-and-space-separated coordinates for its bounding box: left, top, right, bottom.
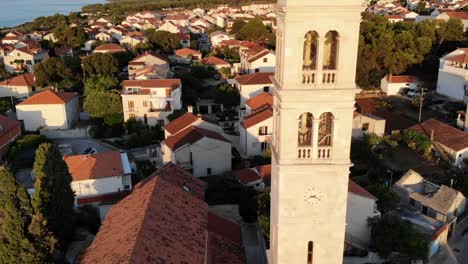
239, 105, 272, 157
436, 48, 468, 101
16, 90, 79, 131
240, 48, 276, 74
380, 74, 418, 95
232, 72, 274, 108
3, 47, 48, 73
0, 73, 45, 98
352, 112, 386, 138
121, 79, 182, 126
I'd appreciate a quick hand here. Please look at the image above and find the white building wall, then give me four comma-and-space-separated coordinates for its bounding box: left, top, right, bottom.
71, 175, 129, 198
436, 71, 466, 101
246, 52, 276, 74
345, 193, 377, 244
0, 85, 30, 98
65, 97, 80, 128
380, 78, 417, 95
240, 117, 272, 157
17, 104, 67, 131
239, 84, 273, 107
190, 137, 231, 177
352, 114, 386, 138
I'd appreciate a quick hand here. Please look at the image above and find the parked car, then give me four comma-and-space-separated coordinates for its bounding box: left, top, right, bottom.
82, 147, 97, 155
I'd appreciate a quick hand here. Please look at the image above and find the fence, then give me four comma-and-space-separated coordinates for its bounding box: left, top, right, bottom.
40, 127, 90, 139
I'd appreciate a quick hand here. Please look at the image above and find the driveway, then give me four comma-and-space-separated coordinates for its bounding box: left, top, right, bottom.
52, 138, 115, 155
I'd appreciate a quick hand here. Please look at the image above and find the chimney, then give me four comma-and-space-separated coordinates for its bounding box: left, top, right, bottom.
197, 113, 202, 119
187, 105, 193, 113
465, 104, 468, 132
430, 129, 434, 141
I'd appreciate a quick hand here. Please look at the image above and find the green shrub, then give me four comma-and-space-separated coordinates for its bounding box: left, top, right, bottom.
402, 130, 431, 154
75, 205, 101, 234
7, 134, 48, 158
366, 133, 382, 146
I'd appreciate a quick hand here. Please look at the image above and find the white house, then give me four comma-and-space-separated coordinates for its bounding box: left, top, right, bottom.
436, 12, 468, 31
128, 51, 170, 77
161, 126, 231, 177
232, 72, 274, 108
436, 48, 468, 101
64, 151, 132, 206
163, 111, 224, 139
0, 73, 46, 98
239, 105, 272, 157
410, 118, 468, 166
345, 180, 380, 248
157, 21, 181, 34
121, 79, 182, 126
200, 56, 231, 70
3, 47, 48, 73
240, 48, 276, 74
16, 90, 79, 131
93, 43, 126, 54
210, 31, 234, 47
352, 112, 386, 138
380, 74, 418, 95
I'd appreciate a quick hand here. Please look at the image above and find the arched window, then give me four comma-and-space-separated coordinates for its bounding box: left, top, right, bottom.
298, 113, 313, 146
322, 31, 339, 70
318, 112, 333, 146
303, 31, 318, 70
307, 241, 314, 264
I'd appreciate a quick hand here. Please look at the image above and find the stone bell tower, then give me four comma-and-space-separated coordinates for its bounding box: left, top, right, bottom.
269, 0, 364, 263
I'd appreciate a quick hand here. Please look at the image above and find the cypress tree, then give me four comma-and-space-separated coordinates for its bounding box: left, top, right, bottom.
32, 143, 75, 244
0, 168, 56, 263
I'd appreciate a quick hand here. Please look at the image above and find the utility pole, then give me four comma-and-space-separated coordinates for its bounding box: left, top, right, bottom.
418, 87, 424, 123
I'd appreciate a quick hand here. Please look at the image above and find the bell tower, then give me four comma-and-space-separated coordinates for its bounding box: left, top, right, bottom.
270, 1, 364, 264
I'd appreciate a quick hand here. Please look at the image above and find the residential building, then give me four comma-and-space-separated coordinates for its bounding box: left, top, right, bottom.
393, 169, 465, 257
80, 163, 245, 263
3, 47, 48, 73
200, 56, 231, 70
232, 72, 274, 108
0, 73, 45, 98
163, 111, 224, 138
233, 166, 268, 190
240, 48, 276, 74
456, 104, 468, 132
436, 12, 468, 31
436, 48, 468, 101
352, 112, 386, 138
157, 21, 181, 34
121, 79, 182, 126
128, 51, 170, 77
64, 151, 132, 206
93, 43, 126, 54
95, 32, 112, 42
0, 115, 21, 160
210, 31, 234, 46
239, 103, 273, 157
16, 90, 79, 131
380, 74, 418, 95
161, 126, 231, 177
409, 119, 468, 166
174, 48, 202, 62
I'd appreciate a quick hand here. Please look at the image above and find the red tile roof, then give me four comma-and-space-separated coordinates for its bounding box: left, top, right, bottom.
233, 168, 261, 184
443, 11, 468, 20
256, 164, 271, 186
0, 73, 35, 87
348, 179, 377, 200
64, 151, 124, 181
246, 92, 273, 111
201, 56, 230, 66
175, 48, 201, 57
18, 90, 77, 105
164, 112, 199, 134
163, 126, 229, 150
131, 50, 168, 63
235, 72, 273, 85
386, 75, 418, 83
80, 163, 244, 264
94, 43, 126, 52
447, 53, 468, 64
122, 79, 181, 90
0, 115, 21, 155
242, 106, 273, 129
409, 118, 468, 151
247, 49, 271, 63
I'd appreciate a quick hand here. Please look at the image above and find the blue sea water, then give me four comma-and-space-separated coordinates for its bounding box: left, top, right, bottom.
0, 0, 107, 28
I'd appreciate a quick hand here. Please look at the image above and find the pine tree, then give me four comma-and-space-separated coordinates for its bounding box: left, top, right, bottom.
0, 168, 56, 263
32, 143, 75, 244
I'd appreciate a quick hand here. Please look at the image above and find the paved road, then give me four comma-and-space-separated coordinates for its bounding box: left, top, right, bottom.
52, 138, 115, 155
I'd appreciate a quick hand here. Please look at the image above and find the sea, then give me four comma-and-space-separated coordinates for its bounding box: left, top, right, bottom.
0, 0, 108, 28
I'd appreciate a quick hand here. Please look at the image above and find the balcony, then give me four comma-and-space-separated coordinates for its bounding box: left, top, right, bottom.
317, 147, 332, 159
322, 70, 336, 84
302, 70, 316, 85
298, 147, 313, 160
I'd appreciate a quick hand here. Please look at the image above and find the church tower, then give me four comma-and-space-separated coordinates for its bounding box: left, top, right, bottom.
270, 0, 364, 263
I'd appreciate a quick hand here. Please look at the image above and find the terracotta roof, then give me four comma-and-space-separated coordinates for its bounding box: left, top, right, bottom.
131, 51, 168, 63
443, 11, 468, 19
175, 48, 201, 57
447, 53, 468, 64
207, 212, 241, 245
246, 92, 273, 111
247, 49, 271, 63
201, 56, 230, 66
207, 213, 244, 264
80, 170, 208, 264
122, 79, 181, 90
94, 43, 126, 52
348, 179, 377, 200
64, 151, 124, 181
18, 90, 77, 105
242, 106, 273, 129
256, 164, 271, 186
164, 112, 199, 134
0, 73, 35, 87
409, 118, 468, 151
0, 114, 20, 139
235, 72, 273, 85
163, 126, 229, 150
233, 168, 261, 184
386, 75, 418, 83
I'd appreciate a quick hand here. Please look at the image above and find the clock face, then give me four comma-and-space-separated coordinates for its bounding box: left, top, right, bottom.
303, 187, 324, 205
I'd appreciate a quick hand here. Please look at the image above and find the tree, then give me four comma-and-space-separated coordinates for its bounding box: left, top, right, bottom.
82, 53, 119, 77
236, 17, 271, 41
230, 19, 246, 34
84, 90, 123, 125
214, 83, 240, 108
32, 143, 75, 244
367, 184, 400, 213
53, 22, 87, 51
435, 18, 465, 53
238, 188, 258, 222
84, 75, 120, 96
0, 168, 56, 263
369, 214, 429, 261
34, 57, 73, 88
147, 30, 181, 53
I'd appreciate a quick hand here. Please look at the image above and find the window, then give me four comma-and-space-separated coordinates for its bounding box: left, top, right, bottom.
128, 101, 134, 109
124, 185, 130, 190
166, 88, 172, 96
129, 114, 135, 119
263, 58, 268, 63
303, 31, 318, 70
422, 206, 428, 216
259, 126, 268, 135
32, 86, 36, 92
362, 123, 369, 132
143, 101, 148, 107
207, 168, 212, 176
307, 241, 313, 264
318, 112, 333, 146
157, 120, 165, 127
323, 31, 339, 70
261, 142, 269, 152
298, 113, 313, 146
263, 86, 269, 92
127, 87, 140, 94
255, 68, 260, 73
